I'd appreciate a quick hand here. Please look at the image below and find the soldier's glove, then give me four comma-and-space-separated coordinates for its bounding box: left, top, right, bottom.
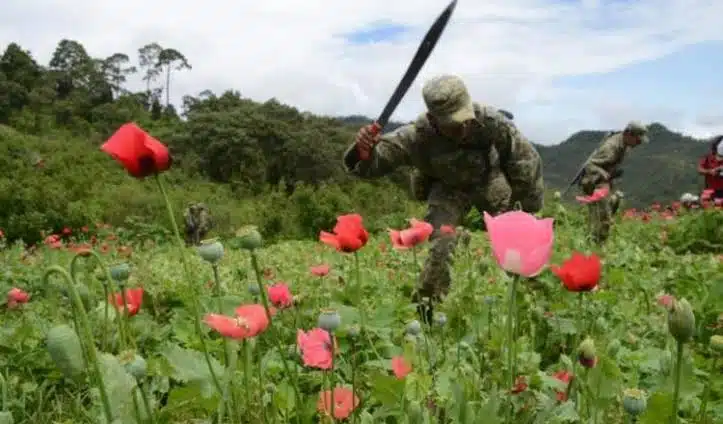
356, 122, 382, 160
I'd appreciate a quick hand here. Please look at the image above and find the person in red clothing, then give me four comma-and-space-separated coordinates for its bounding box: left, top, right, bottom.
697, 135, 723, 200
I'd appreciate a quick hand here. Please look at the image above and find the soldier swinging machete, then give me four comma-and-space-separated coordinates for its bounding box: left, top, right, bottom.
343, 0, 546, 324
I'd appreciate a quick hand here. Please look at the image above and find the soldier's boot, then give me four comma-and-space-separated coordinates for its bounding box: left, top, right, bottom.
412, 232, 459, 325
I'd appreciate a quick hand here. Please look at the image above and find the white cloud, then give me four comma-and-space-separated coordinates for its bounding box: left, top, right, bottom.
1, 0, 723, 143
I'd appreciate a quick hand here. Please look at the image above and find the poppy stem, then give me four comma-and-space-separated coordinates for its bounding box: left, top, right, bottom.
353, 252, 382, 361
670, 340, 684, 424
506, 274, 519, 389
697, 357, 718, 422
329, 331, 336, 420
249, 251, 303, 423
42, 265, 114, 423
153, 174, 223, 397
117, 282, 135, 349
0, 371, 7, 413
69, 249, 123, 352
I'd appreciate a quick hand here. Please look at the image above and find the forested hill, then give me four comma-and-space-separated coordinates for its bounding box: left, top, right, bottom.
0, 38, 712, 243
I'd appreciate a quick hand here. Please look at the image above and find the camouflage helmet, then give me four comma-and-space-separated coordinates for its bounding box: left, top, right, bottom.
422, 75, 475, 124
624, 121, 649, 143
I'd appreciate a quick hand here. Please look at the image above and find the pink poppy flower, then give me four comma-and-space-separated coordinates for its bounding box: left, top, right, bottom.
483, 211, 554, 277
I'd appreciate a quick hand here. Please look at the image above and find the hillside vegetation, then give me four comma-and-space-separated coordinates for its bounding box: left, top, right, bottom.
0, 39, 712, 245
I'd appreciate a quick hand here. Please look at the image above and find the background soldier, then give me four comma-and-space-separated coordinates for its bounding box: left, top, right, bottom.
343, 74, 545, 322
184, 202, 213, 246
578, 121, 649, 243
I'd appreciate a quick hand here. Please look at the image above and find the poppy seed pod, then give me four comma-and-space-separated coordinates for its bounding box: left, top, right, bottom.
622, 388, 647, 416
406, 320, 422, 336
606, 339, 621, 357
434, 312, 448, 327
119, 350, 147, 380
235, 226, 263, 251
110, 263, 130, 282
710, 335, 723, 353
347, 325, 360, 339
667, 298, 695, 343
248, 284, 260, 296
197, 239, 224, 263
577, 337, 597, 368
318, 309, 341, 332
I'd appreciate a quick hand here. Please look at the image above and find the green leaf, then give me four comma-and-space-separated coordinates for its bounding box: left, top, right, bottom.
639, 392, 673, 424
369, 374, 405, 406
159, 342, 223, 397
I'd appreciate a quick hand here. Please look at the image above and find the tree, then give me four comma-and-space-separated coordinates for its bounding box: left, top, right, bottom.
98, 53, 137, 97
137, 43, 163, 92
48, 39, 94, 99
155, 48, 192, 107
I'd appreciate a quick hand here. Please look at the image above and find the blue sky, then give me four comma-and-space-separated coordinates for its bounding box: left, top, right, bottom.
342, 22, 411, 45
557, 41, 723, 111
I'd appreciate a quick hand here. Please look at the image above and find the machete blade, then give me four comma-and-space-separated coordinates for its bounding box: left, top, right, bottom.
376, 0, 458, 127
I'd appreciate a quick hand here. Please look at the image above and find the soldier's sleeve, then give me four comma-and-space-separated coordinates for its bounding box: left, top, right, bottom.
583, 138, 622, 183
342, 124, 416, 178
491, 115, 544, 213
183, 208, 192, 227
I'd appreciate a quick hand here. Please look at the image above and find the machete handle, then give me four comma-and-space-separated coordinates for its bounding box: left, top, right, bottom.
357, 122, 382, 160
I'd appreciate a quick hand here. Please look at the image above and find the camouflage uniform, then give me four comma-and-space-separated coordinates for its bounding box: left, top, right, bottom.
184, 202, 213, 246
578, 121, 649, 243
342, 75, 544, 318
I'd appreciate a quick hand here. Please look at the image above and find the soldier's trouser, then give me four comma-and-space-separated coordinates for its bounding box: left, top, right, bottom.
587, 190, 620, 243
413, 175, 513, 321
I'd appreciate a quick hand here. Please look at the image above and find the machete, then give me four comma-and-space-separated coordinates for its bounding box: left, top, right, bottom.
359, 0, 458, 159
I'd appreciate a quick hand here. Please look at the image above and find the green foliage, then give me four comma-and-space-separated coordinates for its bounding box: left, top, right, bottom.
0, 203, 721, 423
665, 209, 723, 254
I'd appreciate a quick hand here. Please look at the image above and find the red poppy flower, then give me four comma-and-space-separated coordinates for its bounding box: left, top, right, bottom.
319, 213, 369, 253
552, 370, 572, 401
7, 288, 30, 308
101, 123, 171, 178
576, 186, 609, 204
267, 282, 293, 308
317, 387, 359, 420
297, 328, 336, 369
204, 304, 269, 339
551, 252, 601, 292
388, 218, 434, 249
439, 225, 455, 235
110, 287, 144, 316
511, 376, 528, 394
310, 264, 330, 277
391, 356, 412, 379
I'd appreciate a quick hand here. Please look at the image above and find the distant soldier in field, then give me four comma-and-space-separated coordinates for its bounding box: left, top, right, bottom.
343, 74, 545, 321
578, 121, 649, 243
184, 202, 213, 246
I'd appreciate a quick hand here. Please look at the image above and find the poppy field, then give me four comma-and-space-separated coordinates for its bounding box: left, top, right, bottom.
1, 123, 722, 424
